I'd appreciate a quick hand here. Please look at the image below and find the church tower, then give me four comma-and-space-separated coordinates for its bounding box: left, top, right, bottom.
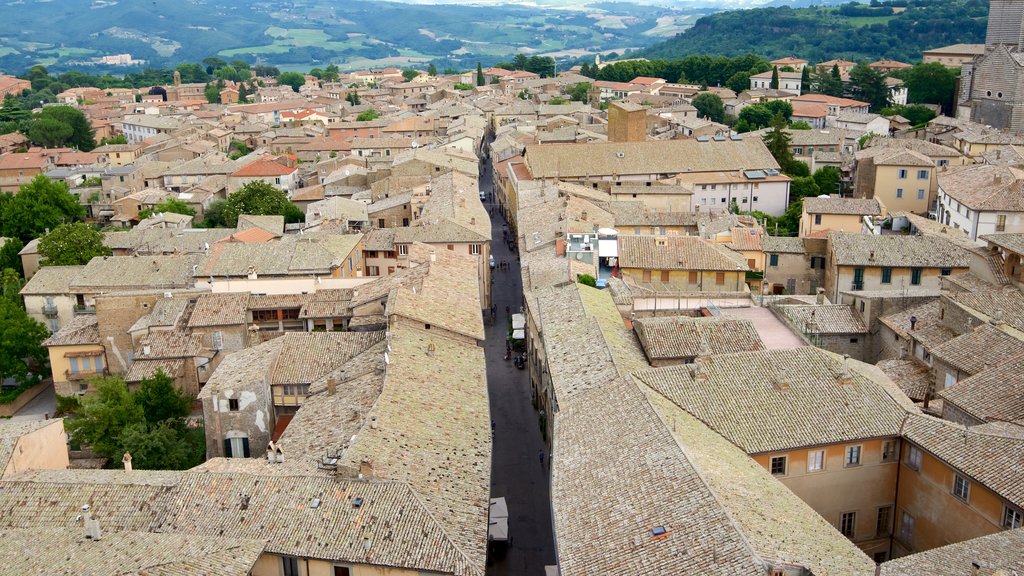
985, 0, 1024, 49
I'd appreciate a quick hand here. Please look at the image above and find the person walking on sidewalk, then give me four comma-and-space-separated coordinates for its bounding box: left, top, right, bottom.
538, 449, 545, 468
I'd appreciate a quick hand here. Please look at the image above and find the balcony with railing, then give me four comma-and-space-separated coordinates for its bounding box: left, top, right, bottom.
42, 303, 59, 317
73, 304, 96, 315
851, 280, 864, 291
65, 368, 107, 381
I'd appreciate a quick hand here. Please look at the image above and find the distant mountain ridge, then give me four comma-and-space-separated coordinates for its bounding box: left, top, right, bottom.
637, 0, 988, 63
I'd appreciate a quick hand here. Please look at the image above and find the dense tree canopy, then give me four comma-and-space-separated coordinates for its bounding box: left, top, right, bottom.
1, 175, 85, 242
897, 62, 958, 113
222, 181, 303, 227
138, 198, 196, 221
64, 370, 205, 470
0, 237, 24, 277
33, 106, 95, 150
846, 64, 891, 111
691, 92, 725, 123
638, 0, 987, 63
278, 72, 305, 92
38, 223, 111, 267
0, 298, 49, 385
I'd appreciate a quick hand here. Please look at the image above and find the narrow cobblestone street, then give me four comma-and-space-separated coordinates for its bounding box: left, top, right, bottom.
480, 153, 557, 576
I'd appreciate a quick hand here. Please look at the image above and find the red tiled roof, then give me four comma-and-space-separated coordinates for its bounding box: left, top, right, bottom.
231, 159, 296, 177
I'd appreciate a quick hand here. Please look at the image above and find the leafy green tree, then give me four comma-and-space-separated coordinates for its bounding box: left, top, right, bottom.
813, 166, 842, 196
135, 369, 191, 425
1, 175, 85, 242
846, 64, 890, 111
0, 94, 30, 124
323, 65, 340, 83
27, 117, 72, 148
204, 81, 222, 104
345, 90, 361, 105
880, 104, 936, 127
576, 274, 597, 287
790, 120, 813, 130
770, 66, 779, 89
786, 160, 810, 177
738, 105, 774, 132
175, 63, 209, 84
356, 110, 379, 121
427, 63, 438, 77
278, 72, 305, 92
38, 223, 111, 267
64, 370, 206, 469
402, 69, 420, 82
254, 65, 280, 78
811, 65, 844, 97
138, 198, 196, 220
476, 62, 485, 87
0, 298, 49, 385
223, 181, 303, 227
764, 99, 793, 121
201, 199, 229, 228
791, 176, 821, 199
65, 376, 144, 457
37, 106, 95, 151
692, 92, 725, 123
800, 65, 811, 89
764, 112, 794, 168
1, 268, 23, 308
119, 421, 204, 470
99, 134, 128, 145
0, 237, 24, 277
902, 63, 957, 112
568, 82, 591, 103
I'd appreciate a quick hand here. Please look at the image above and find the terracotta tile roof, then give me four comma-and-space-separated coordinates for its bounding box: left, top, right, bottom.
18, 266, 84, 295
945, 284, 1024, 333
803, 196, 881, 216
902, 415, 1024, 507
70, 255, 201, 291
524, 139, 780, 179
157, 471, 481, 575
230, 158, 296, 178
778, 304, 868, 334
338, 325, 489, 573
269, 331, 385, 385
633, 316, 764, 361
829, 232, 972, 268
762, 235, 805, 254
879, 300, 942, 340
387, 248, 484, 341
880, 526, 1024, 575
618, 235, 749, 271
198, 339, 280, 399
0, 469, 180, 532
939, 165, 1024, 211
534, 284, 620, 404
633, 348, 908, 453
930, 323, 1024, 376
0, 528, 265, 576
42, 315, 100, 347
124, 358, 186, 383
644, 392, 878, 576
553, 377, 764, 576
275, 342, 386, 472
877, 358, 933, 401
940, 355, 1024, 422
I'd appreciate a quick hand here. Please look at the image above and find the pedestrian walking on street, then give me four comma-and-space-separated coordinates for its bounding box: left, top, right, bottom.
506, 305, 510, 317
538, 449, 545, 468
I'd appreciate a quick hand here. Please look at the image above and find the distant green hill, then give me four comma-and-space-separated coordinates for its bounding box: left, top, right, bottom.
636, 0, 988, 63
